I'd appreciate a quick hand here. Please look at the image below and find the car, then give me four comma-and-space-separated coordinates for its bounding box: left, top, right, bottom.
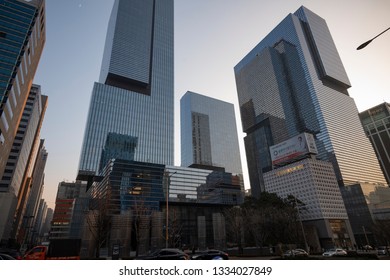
283, 249, 308, 257
0, 253, 16, 260
190, 249, 229, 260
377, 246, 389, 255
0, 249, 22, 260
363, 245, 373, 250
136, 248, 189, 260
322, 248, 347, 257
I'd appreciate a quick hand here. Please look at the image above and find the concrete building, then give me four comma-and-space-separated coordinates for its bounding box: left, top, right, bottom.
264, 156, 355, 251
19, 140, 47, 245
0, 84, 47, 244
50, 181, 88, 239
0, 0, 46, 179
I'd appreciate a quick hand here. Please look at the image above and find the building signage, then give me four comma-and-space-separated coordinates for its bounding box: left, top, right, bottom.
270, 133, 317, 166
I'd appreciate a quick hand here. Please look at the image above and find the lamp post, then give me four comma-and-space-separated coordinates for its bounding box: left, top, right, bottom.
357, 27, 390, 50
165, 171, 176, 248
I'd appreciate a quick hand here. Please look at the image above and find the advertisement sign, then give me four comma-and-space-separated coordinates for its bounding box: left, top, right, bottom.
270, 133, 317, 166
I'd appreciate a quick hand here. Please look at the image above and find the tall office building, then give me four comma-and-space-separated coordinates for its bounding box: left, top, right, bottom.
50, 181, 88, 239
359, 102, 390, 186
78, 0, 174, 177
180, 91, 243, 176
234, 6, 387, 198
0, 84, 47, 243
0, 0, 46, 178
21, 140, 47, 243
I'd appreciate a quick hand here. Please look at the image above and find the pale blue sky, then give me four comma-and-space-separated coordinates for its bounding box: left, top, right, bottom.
34, 0, 390, 208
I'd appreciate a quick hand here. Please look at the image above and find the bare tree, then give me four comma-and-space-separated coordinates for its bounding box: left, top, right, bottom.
224, 206, 244, 255
131, 198, 152, 257
168, 208, 183, 248
243, 207, 271, 248
85, 197, 112, 258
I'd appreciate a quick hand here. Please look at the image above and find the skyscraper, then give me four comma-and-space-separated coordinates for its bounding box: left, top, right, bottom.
22, 140, 47, 242
234, 6, 387, 198
0, 0, 46, 180
359, 102, 390, 186
78, 0, 174, 176
180, 91, 242, 175
0, 84, 48, 243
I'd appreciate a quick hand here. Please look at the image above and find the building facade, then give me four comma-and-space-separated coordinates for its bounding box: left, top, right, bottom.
234, 6, 387, 198
78, 0, 174, 176
0, 0, 46, 178
50, 181, 88, 240
81, 159, 242, 258
0, 84, 47, 244
19, 139, 47, 245
264, 157, 355, 250
359, 102, 390, 186
180, 91, 243, 176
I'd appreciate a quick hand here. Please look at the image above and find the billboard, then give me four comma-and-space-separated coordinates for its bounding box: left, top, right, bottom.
270, 133, 317, 166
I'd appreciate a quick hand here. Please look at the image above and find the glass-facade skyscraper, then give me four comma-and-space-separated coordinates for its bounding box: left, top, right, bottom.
180, 91, 242, 175
234, 6, 387, 198
359, 103, 390, 186
78, 0, 174, 175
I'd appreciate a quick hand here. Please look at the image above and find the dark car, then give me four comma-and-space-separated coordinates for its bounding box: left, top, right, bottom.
283, 249, 308, 257
136, 248, 189, 260
0, 253, 16, 260
0, 249, 22, 260
190, 250, 229, 260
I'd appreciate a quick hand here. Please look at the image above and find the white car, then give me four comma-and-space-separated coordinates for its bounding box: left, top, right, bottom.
322, 248, 347, 257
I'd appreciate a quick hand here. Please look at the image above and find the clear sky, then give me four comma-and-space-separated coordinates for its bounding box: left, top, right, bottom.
34, 0, 390, 209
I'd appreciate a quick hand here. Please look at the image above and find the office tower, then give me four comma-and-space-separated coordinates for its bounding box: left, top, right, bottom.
0, 84, 47, 243
78, 0, 174, 177
359, 102, 390, 186
180, 91, 242, 175
0, 0, 46, 178
21, 140, 47, 243
50, 181, 88, 239
40, 206, 52, 240
234, 6, 387, 198
31, 198, 46, 245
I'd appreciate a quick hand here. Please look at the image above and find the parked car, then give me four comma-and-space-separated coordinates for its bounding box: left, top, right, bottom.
190, 250, 229, 260
283, 249, 308, 257
0, 249, 22, 260
322, 248, 347, 257
136, 248, 189, 260
363, 245, 373, 250
0, 253, 16, 260
377, 246, 389, 256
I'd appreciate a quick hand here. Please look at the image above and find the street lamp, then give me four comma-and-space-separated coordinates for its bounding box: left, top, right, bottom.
165, 171, 176, 248
357, 27, 390, 50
